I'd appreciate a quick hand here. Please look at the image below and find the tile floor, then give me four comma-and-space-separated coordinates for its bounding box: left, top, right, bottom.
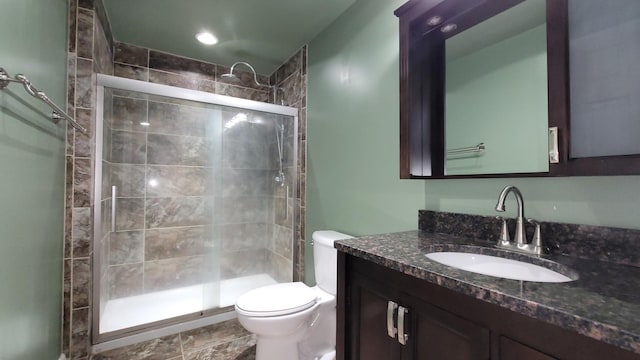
92, 319, 256, 360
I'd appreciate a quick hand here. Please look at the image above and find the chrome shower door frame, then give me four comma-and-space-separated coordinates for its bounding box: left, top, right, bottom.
92, 74, 299, 344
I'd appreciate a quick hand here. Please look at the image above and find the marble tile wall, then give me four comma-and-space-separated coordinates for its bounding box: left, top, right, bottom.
270, 47, 308, 281
64, 0, 113, 358
113, 42, 271, 102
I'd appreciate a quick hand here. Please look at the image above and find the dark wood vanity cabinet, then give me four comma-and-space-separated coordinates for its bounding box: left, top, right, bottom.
346, 270, 489, 360
347, 274, 402, 359
337, 253, 639, 360
403, 292, 491, 359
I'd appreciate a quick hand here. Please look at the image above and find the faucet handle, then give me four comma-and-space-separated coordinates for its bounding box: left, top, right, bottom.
527, 218, 545, 255
496, 216, 510, 246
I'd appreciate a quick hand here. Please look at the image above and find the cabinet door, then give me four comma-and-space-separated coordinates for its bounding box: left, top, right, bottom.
402, 294, 491, 360
499, 336, 557, 360
347, 271, 402, 360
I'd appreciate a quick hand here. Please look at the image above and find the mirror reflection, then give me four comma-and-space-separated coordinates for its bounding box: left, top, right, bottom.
444, 0, 549, 176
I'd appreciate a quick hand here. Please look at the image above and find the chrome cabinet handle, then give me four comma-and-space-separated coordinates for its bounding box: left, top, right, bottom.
111, 185, 117, 232
387, 301, 398, 338
398, 306, 409, 345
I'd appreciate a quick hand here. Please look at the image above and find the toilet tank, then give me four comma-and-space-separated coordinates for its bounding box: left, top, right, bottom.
312, 230, 353, 295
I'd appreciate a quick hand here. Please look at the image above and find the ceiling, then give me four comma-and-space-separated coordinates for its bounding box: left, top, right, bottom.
103, 0, 357, 75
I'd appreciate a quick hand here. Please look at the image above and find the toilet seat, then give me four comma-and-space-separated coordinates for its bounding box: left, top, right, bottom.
235, 282, 318, 317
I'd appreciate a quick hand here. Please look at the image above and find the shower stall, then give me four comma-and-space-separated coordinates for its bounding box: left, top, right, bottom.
92, 75, 298, 342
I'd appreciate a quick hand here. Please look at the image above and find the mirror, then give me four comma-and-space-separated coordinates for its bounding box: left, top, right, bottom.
397, 0, 640, 178
444, 0, 549, 175
568, 0, 640, 159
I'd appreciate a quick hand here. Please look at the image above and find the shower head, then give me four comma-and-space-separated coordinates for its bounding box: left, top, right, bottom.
223, 61, 265, 87
224, 61, 281, 103
220, 72, 239, 81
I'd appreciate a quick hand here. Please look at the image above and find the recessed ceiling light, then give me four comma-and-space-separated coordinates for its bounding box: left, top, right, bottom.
426, 16, 443, 26
196, 31, 218, 45
441, 24, 458, 33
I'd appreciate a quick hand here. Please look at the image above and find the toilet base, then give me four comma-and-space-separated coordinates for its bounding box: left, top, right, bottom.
255, 336, 301, 360
316, 350, 336, 360
236, 284, 337, 360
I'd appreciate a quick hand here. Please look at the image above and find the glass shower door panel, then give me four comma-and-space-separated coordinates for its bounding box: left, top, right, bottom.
95, 76, 298, 339
202, 107, 223, 311
99, 89, 223, 333
216, 110, 296, 307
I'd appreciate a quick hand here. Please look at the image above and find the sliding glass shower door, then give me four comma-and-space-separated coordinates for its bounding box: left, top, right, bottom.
93, 75, 297, 341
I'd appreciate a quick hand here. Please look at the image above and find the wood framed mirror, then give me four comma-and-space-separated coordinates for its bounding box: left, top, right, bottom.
395, 0, 640, 179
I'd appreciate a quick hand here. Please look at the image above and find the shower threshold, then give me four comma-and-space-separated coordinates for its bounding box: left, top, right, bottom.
100, 273, 277, 333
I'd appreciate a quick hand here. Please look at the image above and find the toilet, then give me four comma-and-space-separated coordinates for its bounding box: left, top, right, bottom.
235, 230, 353, 360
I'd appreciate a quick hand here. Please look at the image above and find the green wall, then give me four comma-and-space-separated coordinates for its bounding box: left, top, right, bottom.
425, 176, 640, 230
0, 0, 68, 358
307, 0, 640, 283
307, 0, 424, 282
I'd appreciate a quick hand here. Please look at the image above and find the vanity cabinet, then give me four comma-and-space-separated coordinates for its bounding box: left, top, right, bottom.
347, 269, 489, 359
337, 253, 639, 360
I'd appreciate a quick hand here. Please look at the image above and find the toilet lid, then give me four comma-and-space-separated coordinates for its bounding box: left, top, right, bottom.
235, 282, 317, 317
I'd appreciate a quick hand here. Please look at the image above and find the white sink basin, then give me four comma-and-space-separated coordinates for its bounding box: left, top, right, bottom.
426, 252, 574, 283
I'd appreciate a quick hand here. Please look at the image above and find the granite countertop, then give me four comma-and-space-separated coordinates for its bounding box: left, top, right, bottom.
335, 230, 640, 355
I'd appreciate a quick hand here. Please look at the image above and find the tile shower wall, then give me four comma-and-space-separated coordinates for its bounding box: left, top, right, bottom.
64, 0, 113, 358
64, 1, 307, 357
271, 47, 308, 281
112, 43, 272, 101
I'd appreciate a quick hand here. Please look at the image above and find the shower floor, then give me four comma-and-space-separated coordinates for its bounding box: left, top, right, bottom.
101, 273, 278, 333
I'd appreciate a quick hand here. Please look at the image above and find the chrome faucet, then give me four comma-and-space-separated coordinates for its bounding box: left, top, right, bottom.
495, 185, 526, 247
494, 186, 546, 255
